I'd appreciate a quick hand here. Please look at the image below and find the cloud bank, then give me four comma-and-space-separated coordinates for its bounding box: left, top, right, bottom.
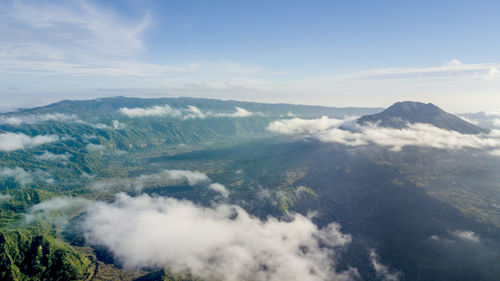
0, 132, 59, 151
268, 117, 500, 153
0, 113, 81, 126
83, 193, 356, 281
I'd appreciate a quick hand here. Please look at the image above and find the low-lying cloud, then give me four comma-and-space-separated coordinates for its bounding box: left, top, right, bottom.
90, 169, 229, 198
0, 167, 33, 185
120, 104, 257, 119
0, 132, 59, 151
36, 151, 71, 164
83, 193, 356, 281
0, 113, 82, 126
25, 197, 89, 225
267, 116, 500, 153
120, 104, 183, 118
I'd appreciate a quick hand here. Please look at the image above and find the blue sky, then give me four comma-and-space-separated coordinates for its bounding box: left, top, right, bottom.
1, 0, 500, 112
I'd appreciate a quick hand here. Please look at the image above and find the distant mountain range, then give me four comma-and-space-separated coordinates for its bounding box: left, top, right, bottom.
357, 101, 488, 134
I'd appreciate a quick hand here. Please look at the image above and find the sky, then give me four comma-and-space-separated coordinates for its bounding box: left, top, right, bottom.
1, 0, 500, 113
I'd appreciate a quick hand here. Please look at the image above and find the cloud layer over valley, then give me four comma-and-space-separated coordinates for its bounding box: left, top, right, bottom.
82, 193, 356, 281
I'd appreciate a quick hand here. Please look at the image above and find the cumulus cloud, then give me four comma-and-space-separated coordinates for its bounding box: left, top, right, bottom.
0, 132, 59, 151
0, 113, 82, 126
35, 151, 71, 164
452, 230, 480, 243
268, 117, 500, 153
83, 193, 356, 281
120, 104, 257, 119
0, 167, 33, 185
369, 250, 401, 281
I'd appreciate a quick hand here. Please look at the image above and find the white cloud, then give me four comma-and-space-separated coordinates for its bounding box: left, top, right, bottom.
25, 197, 89, 224
90, 169, 223, 195
0, 132, 59, 151
268, 117, 500, 152
214, 107, 255, 118
86, 143, 106, 151
344, 59, 500, 81
452, 230, 480, 243
154, 169, 211, 186
267, 116, 346, 135
120, 104, 182, 118
369, 250, 401, 281
35, 151, 71, 163
493, 118, 500, 127
0, 113, 82, 126
0, 167, 32, 185
184, 105, 206, 119
83, 193, 356, 281
4, 0, 150, 57
208, 183, 229, 198
120, 104, 257, 119
112, 120, 126, 129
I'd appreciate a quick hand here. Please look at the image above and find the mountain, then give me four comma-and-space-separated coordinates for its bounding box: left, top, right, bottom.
13, 96, 383, 119
357, 101, 488, 134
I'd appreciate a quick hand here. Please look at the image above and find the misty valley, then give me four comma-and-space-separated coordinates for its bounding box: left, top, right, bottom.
0, 97, 499, 280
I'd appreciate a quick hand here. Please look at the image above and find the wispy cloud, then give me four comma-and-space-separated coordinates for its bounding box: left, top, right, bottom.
2, 0, 150, 57
90, 169, 230, 198
369, 250, 401, 281
83, 193, 356, 281
24, 196, 89, 225
334, 59, 500, 81
0, 167, 33, 185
